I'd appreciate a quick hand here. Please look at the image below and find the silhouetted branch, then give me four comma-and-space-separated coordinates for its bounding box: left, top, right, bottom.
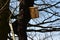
27, 28, 60, 32
38, 2, 60, 11
34, 3, 51, 6
28, 18, 60, 26
44, 10, 60, 17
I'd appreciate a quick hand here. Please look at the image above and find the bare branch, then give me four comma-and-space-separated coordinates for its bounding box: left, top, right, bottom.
43, 10, 60, 17
34, 3, 51, 6
38, 2, 60, 11
27, 28, 60, 32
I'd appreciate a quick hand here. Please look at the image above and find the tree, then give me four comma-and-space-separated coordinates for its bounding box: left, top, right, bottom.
0, 0, 10, 40
4, 0, 60, 40
17, 0, 34, 40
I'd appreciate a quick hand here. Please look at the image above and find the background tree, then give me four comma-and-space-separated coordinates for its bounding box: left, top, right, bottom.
0, 0, 10, 40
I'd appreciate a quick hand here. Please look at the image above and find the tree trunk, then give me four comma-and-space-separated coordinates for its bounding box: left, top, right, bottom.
0, 0, 10, 40
18, 0, 34, 40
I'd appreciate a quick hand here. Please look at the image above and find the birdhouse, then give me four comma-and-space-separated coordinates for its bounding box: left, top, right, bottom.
29, 6, 39, 19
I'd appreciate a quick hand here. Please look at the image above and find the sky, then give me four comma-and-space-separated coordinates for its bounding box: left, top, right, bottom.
9, 0, 60, 40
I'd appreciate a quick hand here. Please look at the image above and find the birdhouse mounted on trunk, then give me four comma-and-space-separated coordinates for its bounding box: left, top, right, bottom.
29, 6, 39, 19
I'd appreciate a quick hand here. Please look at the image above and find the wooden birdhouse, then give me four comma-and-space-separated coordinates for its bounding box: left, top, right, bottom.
29, 6, 39, 19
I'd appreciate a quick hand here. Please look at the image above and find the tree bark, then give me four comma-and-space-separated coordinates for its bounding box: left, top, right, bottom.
0, 0, 10, 40
18, 0, 34, 40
